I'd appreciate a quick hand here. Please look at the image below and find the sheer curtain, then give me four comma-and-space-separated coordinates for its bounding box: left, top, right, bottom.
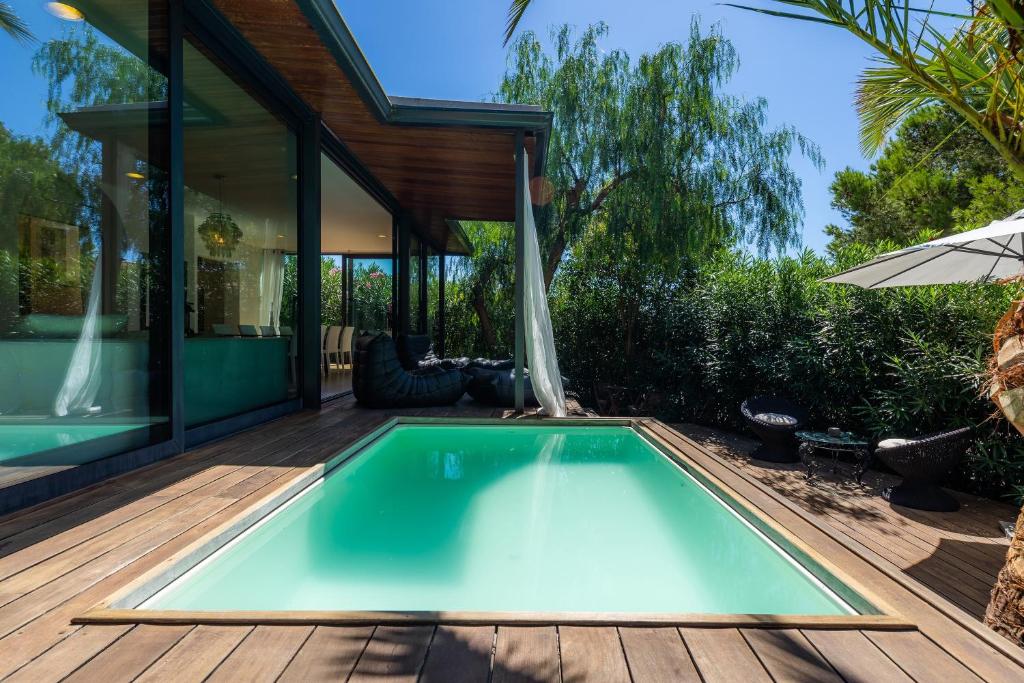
54, 264, 104, 417
260, 249, 286, 327
522, 150, 567, 417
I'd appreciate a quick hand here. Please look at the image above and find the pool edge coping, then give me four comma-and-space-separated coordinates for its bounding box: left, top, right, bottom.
74, 416, 916, 631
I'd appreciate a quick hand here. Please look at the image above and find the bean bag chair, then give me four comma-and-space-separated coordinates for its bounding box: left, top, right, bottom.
396, 334, 513, 372
463, 365, 539, 407
352, 333, 467, 408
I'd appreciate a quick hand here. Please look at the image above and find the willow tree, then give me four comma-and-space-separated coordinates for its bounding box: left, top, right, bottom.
498, 20, 819, 293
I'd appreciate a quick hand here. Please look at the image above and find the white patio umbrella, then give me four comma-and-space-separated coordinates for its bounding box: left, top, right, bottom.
824, 209, 1024, 288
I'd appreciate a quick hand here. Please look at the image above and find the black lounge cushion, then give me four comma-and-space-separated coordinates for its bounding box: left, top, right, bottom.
464, 366, 540, 407
352, 333, 467, 408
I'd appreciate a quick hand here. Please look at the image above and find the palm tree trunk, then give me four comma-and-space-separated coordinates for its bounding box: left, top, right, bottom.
986, 507, 1024, 646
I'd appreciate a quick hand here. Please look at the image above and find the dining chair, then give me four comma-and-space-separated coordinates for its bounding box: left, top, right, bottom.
325, 325, 342, 372
341, 326, 355, 369
320, 325, 327, 374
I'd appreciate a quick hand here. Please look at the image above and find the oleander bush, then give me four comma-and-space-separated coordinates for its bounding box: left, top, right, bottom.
549, 238, 1024, 501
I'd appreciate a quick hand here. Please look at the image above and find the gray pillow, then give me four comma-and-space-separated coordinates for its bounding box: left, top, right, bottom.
753, 411, 798, 426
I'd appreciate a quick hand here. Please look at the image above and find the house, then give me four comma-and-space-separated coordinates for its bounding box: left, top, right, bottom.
0, 0, 550, 512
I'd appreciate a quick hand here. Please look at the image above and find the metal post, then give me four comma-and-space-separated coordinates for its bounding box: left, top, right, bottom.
299, 117, 322, 409
168, 0, 185, 449
437, 253, 446, 357
397, 214, 410, 336
514, 132, 526, 414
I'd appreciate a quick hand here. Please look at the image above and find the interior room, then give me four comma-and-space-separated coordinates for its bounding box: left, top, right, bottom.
319, 152, 394, 400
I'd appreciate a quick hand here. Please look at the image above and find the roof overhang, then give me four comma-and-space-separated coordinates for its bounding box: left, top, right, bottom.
211, 0, 552, 255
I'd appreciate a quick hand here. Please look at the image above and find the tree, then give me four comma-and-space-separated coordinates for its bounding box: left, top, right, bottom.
826, 105, 1024, 251
447, 21, 821, 354
502, 21, 818, 290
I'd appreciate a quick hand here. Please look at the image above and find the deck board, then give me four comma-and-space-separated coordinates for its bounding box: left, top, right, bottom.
206, 625, 313, 682
558, 626, 630, 683
740, 628, 843, 683
801, 629, 913, 683
419, 625, 495, 683
0, 400, 1021, 680
618, 627, 700, 682
349, 624, 435, 682
679, 627, 771, 683
136, 625, 254, 682
62, 624, 192, 682
277, 625, 374, 682
492, 626, 560, 683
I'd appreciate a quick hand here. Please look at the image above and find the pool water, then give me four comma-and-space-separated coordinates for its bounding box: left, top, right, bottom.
145, 424, 856, 615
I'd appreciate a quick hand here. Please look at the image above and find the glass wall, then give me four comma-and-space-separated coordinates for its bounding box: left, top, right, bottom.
426, 248, 440, 341
182, 36, 299, 428
350, 258, 393, 332
0, 1, 170, 468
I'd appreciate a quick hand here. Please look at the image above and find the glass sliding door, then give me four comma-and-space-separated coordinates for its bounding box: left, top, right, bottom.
182, 36, 299, 428
319, 150, 394, 400
0, 1, 171, 469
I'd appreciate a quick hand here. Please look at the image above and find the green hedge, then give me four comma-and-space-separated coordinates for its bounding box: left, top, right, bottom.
550, 243, 1024, 501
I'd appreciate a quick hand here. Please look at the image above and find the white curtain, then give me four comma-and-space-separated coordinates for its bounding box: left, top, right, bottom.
522, 150, 567, 417
54, 263, 104, 417
260, 249, 286, 327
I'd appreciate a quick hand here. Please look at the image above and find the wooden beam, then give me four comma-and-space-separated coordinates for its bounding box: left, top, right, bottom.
514, 133, 526, 414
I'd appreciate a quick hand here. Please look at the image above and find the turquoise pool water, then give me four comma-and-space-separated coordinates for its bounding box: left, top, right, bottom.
145, 424, 857, 615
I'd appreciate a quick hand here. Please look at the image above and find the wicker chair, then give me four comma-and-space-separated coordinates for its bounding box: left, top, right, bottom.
874, 427, 971, 512
740, 396, 808, 463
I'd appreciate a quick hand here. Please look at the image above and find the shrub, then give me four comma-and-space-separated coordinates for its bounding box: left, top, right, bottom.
551, 243, 1024, 501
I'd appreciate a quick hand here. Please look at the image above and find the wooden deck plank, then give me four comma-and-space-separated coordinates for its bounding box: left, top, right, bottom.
491, 626, 560, 683
135, 625, 253, 682
679, 627, 770, 682
62, 624, 192, 682
0, 461, 325, 678
206, 625, 313, 682
864, 630, 986, 682
618, 626, 700, 682
419, 625, 495, 683
3, 625, 131, 683
277, 625, 374, 682
801, 629, 912, 683
349, 625, 435, 682
741, 628, 843, 682
0, 406, 1020, 683
558, 626, 630, 683
643, 421, 1024, 682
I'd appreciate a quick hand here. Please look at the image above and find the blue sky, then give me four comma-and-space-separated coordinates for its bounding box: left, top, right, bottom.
338, 0, 879, 254
0, 1, 879, 254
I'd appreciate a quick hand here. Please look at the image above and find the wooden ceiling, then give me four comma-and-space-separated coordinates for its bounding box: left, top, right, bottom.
210, 0, 547, 254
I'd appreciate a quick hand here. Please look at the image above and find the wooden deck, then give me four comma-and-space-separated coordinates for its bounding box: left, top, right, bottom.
673, 424, 1019, 624
0, 399, 1022, 681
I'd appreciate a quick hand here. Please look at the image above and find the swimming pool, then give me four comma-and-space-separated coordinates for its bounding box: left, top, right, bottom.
123, 421, 878, 618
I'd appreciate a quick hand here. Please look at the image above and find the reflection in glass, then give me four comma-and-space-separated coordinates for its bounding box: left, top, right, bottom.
182, 37, 299, 428
426, 248, 440, 340
408, 235, 422, 333
0, 1, 170, 468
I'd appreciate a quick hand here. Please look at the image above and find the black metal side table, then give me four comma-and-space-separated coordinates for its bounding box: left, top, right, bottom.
796, 431, 872, 483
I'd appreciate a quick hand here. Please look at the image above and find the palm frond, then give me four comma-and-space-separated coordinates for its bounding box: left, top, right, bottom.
729, 1, 1024, 178
0, 2, 33, 45
505, 0, 533, 45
